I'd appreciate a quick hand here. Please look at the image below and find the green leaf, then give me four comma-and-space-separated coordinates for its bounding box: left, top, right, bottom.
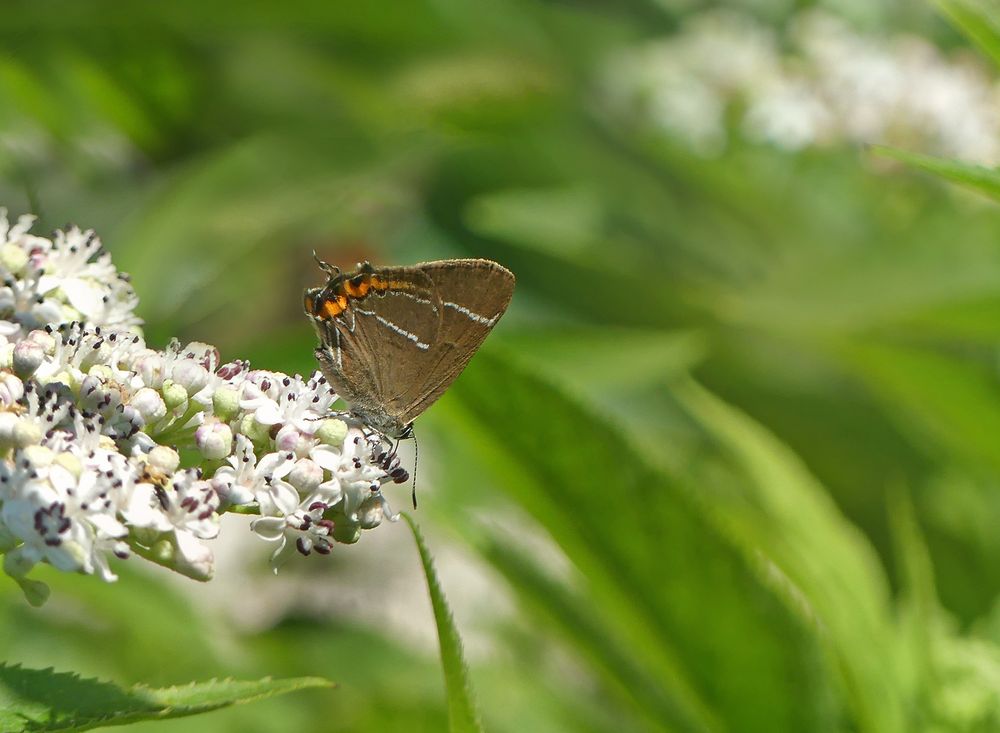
402, 514, 483, 733
672, 379, 904, 733
0, 665, 332, 732
842, 341, 1000, 473
495, 326, 705, 393
439, 351, 837, 732
478, 537, 700, 733
872, 145, 1000, 201
463, 186, 605, 256
937, 0, 1000, 68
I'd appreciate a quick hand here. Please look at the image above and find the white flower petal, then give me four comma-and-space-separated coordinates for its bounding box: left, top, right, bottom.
250, 516, 286, 542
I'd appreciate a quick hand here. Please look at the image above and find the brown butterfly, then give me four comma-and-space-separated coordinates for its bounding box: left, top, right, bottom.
303, 257, 515, 441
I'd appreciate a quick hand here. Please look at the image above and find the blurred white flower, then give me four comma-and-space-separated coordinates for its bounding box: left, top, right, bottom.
607, 9, 1000, 164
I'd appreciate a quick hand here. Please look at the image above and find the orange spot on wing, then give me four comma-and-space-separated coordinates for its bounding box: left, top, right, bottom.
320, 295, 349, 318
344, 276, 372, 298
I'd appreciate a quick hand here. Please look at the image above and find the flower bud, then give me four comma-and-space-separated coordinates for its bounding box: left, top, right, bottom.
357, 494, 387, 530
133, 349, 164, 387
287, 458, 323, 494
212, 385, 240, 421
26, 329, 55, 354
238, 413, 271, 445
160, 379, 188, 410
316, 418, 348, 446
333, 522, 361, 544
79, 375, 123, 413
12, 340, 45, 378
87, 363, 114, 382
148, 445, 180, 474
0, 372, 24, 407
0, 243, 28, 274
12, 417, 41, 448
210, 475, 253, 507
79, 374, 103, 401
0, 412, 20, 450
170, 360, 209, 395
131, 387, 167, 424
195, 421, 233, 460
274, 424, 307, 454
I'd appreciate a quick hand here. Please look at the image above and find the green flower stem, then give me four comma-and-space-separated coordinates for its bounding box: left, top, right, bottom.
151, 402, 203, 445
226, 504, 261, 515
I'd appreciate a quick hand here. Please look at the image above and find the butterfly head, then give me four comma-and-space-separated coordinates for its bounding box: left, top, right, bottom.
304, 258, 382, 321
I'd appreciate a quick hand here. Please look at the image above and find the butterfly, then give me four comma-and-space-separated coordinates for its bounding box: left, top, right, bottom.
303, 256, 515, 441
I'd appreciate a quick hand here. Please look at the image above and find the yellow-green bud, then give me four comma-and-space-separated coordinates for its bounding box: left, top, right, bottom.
0, 243, 28, 274
239, 413, 271, 445
316, 418, 348, 446
212, 385, 240, 421
161, 379, 188, 410
333, 523, 361, 544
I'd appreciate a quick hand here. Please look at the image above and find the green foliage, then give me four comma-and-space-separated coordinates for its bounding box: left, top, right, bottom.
439, 352, 836, 732
403, 515, 483, 733
873, 145, 1000, 201
0, 665, 330, 732
937, 0, 1000, 67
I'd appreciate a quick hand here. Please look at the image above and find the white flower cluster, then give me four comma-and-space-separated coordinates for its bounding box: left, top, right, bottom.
0, 210, 141, 339
0, 210, 407, 604
605, 10, 1000, 163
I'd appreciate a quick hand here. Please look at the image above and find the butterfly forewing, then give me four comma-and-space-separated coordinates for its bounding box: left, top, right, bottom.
317, 266, 442, 433
313, 316, 382, 421
391, 259, 515, 424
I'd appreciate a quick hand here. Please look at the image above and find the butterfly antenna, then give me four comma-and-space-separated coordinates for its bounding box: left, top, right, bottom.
312, 250, 340, 278
411, 431, 419, 509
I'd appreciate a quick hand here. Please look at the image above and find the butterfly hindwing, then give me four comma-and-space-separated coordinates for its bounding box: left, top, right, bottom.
393, 259, 515, 424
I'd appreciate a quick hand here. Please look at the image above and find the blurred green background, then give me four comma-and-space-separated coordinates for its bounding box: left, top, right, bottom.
2, 0, 1000, 731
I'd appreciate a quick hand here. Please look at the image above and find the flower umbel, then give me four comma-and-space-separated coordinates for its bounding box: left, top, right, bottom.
0, 210, 405, 603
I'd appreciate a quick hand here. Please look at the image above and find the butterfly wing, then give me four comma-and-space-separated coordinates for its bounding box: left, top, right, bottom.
314, 266, 443, 434
312, 316, 382, 421
310, 259, 513, 435
389, 258, 515, 425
